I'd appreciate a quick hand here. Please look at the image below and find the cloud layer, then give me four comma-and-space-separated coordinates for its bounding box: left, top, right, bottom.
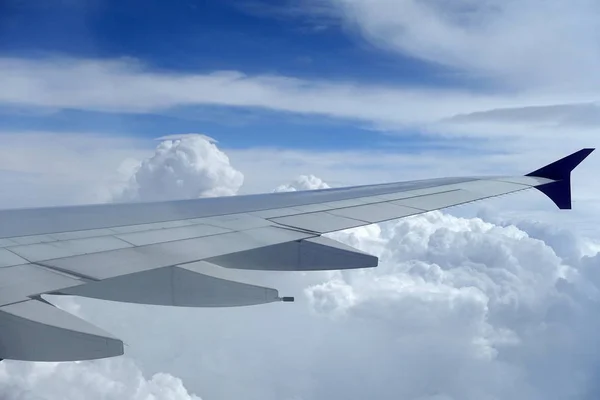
0, 359, 201, 400
321, 0, 600, 89
66, 207, 600, 400
1, 137, 599, 400
1, 56, 598, 154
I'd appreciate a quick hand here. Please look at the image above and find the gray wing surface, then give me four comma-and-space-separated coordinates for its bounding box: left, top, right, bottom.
0, 148, 593, 361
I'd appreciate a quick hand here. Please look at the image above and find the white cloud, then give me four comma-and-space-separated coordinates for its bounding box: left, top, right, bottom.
1, 3, 599, 157
35, 169, 596, 400
0, 129, 595, 213
155, 133, 218, 143
273, 174, 331, 192
113, 134, 244, 202
0, 136, 599, 400
325, 0, 600, 90
0, 359, 202, 400
1, 57, 599, 154
62, 204, 600, 400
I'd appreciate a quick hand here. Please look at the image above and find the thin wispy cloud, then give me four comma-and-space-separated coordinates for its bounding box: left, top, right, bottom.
0, 56, 598, 154
312, 0, 600, 89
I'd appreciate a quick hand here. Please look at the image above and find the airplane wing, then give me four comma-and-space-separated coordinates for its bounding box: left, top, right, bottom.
0, 148, 593, 362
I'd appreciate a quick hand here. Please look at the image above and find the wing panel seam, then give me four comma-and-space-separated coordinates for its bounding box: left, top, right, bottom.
31, 262, 99, 282
488, 178, 534, 187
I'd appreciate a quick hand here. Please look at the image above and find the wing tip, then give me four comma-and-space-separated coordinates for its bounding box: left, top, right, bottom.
527, 148, 594, 210
526, 148, 595, 181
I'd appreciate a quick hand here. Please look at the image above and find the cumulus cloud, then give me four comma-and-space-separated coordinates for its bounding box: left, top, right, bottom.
0, 358, 201, 400
45, 171, 597, 400
306, 209, 600, 400
273, 174, 331, 192
113, 134, 243, 202
3, 152, 600, 400
61, 204, 600, 400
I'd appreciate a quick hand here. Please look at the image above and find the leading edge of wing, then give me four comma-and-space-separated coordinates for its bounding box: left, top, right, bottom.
0, 148, 593, 239
0, 177, 476, 239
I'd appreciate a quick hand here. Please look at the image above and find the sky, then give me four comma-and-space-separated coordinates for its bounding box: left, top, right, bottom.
1, 1, 600, 399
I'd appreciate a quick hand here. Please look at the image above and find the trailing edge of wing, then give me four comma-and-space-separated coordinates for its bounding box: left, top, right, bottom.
526, 148, 595, 209
57, 264, 282, 307
206, 236, 379, 271
0, 299, 123, 362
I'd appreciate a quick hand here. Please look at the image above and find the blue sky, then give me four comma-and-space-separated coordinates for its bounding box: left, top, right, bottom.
0, 0, 469, 151
0, 0, 447, 82
0, 0, 597, 157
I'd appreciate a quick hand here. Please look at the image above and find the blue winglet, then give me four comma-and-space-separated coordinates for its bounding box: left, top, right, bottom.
526, 148, 595, 209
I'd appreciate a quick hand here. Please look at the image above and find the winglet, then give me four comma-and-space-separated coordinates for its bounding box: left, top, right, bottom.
526, 148, 594, 209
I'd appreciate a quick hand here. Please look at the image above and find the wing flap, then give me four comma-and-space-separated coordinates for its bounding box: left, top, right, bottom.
0, 299, 123, 361
40, 226, 316, 280
0, 264, 83, 306
207, 236, 378, 271
58, 263, 282, 307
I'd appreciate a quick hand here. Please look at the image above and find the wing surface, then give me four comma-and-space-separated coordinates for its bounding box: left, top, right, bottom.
0, 148, 592, 361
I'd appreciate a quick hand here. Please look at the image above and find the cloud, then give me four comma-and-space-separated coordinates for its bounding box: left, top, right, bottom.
0, 137, 599, 399
0, 358, 202, 400
1, 57, 599, 154
308, 209, 600, 400
113, 134, 244, 202
0, 130, 151, 208
63, 204, 600, 400
324, 0, 600, 90
0, 57, 512, 119
0, 129, 583, 210
444, 102, 600, 129
1, 4, 599, 158
273, 174, 331, 192
44, 168, 599, 400
155, 133, 218, 143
